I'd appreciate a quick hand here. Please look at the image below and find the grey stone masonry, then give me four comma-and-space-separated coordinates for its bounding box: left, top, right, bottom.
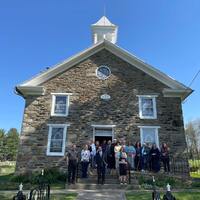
15, 49, 188, 174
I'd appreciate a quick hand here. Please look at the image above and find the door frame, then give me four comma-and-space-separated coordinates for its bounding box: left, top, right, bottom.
91, 125, 116, 142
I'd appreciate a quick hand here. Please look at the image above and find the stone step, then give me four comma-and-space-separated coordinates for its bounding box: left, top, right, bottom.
77, 178, 120, 184
77, 177, 138, 184
66, 183, 140, 190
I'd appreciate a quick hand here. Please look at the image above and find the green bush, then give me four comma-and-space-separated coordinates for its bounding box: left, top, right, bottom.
191, 181, 200, 188
11, 168, 67, 184
137, 175, 187, 189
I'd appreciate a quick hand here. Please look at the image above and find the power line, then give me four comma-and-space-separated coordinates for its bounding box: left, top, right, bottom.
183, 69, 200, 104
188, 69, 200, 88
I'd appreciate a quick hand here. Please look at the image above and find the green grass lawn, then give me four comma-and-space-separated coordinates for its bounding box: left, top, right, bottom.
51, 193, 77, 200
189, 159, 200, 178
126, 192, 200, 200
0, 161, 15, 175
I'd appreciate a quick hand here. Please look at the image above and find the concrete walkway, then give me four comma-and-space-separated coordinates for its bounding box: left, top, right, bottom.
76, 191, 126, 200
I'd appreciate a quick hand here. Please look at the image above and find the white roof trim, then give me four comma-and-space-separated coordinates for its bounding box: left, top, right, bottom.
92, 16, 116, 27
20, 41, 105, 87
17, 40, 192, 99
15, 86, 45, 97
163, 88, 193, 101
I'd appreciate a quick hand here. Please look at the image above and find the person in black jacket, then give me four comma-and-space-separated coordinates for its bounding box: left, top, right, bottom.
161, 143, 170, 173
95, 146, 107, 184
150, 143, 161, 173
135, 141, 142, 171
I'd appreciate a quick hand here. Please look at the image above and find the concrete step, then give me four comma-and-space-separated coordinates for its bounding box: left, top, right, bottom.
66, 183, 140, 190
77, 177, 138, 184
77, 178, 120, 184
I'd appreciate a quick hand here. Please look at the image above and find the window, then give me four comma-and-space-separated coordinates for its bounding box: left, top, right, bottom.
96, 65, 111, 80
139, 126, 160, 147
46, 124, 69, 156
138, 95, 157, 119
51, 93, 71, 116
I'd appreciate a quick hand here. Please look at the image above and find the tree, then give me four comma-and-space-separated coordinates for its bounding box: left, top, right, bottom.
0, 129, 6, 161
4, 128, 19, 161
185, 119, 200, 159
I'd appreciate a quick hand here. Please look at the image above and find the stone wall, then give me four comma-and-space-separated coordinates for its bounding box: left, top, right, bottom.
15, 49, 188, 174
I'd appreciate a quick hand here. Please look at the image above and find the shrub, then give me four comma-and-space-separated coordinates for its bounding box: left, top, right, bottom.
11, 168, 67, 184
137, 174, 188, 189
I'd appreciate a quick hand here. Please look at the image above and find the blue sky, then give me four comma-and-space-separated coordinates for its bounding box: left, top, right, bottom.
0, 0, 200, 131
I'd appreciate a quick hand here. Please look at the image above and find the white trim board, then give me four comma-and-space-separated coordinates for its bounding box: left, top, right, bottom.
46, 124, 69, 156
138, 126, 160, 148
92, 125, 115, 142
51, 93, 70, 117
91, 124, 116, 128
138, 95, 157, 119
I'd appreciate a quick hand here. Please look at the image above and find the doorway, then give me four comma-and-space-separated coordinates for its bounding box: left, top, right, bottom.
95, 136, 112, 145
92, 125, 114, 145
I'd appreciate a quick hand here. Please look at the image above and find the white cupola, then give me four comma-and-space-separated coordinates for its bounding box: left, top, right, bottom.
91, 16, 118, 44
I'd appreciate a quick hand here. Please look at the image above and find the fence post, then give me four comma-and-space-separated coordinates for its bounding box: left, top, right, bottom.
152, 176, 161, 200
12, 183, 26, 200
163, 183, 176, 200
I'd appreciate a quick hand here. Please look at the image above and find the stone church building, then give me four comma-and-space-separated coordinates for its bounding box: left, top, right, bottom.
15, 16, 192, 174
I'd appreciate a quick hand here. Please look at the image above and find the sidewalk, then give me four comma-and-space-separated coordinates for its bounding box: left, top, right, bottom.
76, 190, 126, 200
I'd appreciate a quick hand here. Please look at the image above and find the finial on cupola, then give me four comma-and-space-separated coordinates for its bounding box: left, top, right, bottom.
91, 16, 118, 44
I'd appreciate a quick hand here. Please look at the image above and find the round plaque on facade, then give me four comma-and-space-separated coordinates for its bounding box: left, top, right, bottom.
96, 65, 111, 80
100, 94, 111, 100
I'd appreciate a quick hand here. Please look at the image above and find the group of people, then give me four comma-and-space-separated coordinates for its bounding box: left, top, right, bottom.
66, 139, 170, 185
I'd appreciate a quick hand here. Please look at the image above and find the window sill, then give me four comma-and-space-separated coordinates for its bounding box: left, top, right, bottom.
46, 153, 65, 156
50, 114, 69, 117
139, 116, 157, 119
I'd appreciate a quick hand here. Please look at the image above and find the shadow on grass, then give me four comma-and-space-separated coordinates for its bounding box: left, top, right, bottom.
0, 193, 77, 200
126, 192, 200, 200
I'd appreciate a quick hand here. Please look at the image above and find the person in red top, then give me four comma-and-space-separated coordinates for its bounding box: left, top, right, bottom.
161, 143, 170, 173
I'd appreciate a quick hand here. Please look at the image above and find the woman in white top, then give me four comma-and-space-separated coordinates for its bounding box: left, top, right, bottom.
114, 141, 122, 171
81, 144, 90, 178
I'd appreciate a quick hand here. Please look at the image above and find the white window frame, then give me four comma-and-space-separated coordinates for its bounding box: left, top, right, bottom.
46, 124, 70, 156
51, 93, 72, 117
96, 65, 111, 80
137, 95, 158, 119
91, 125, 116, 141
138, 126, 160, 148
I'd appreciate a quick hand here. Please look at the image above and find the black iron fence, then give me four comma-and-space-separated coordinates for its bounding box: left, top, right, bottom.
12, 171, 50, 200
28, 184, 50, 200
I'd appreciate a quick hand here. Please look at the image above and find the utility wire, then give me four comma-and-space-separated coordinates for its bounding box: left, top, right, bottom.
183, 69, 200, 104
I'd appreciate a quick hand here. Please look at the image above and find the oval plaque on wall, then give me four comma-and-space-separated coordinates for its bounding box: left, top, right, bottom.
100, 94, 111, 100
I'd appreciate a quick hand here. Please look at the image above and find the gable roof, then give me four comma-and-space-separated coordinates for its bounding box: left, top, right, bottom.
92, 16, 116, 27
16, 40, 193, 100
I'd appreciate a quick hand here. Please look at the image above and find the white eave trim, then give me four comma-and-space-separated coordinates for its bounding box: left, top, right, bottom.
15, 86, 45, 97
20, 41, 105, 87
163, 88, 193, 101
104, 41, 188, 90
